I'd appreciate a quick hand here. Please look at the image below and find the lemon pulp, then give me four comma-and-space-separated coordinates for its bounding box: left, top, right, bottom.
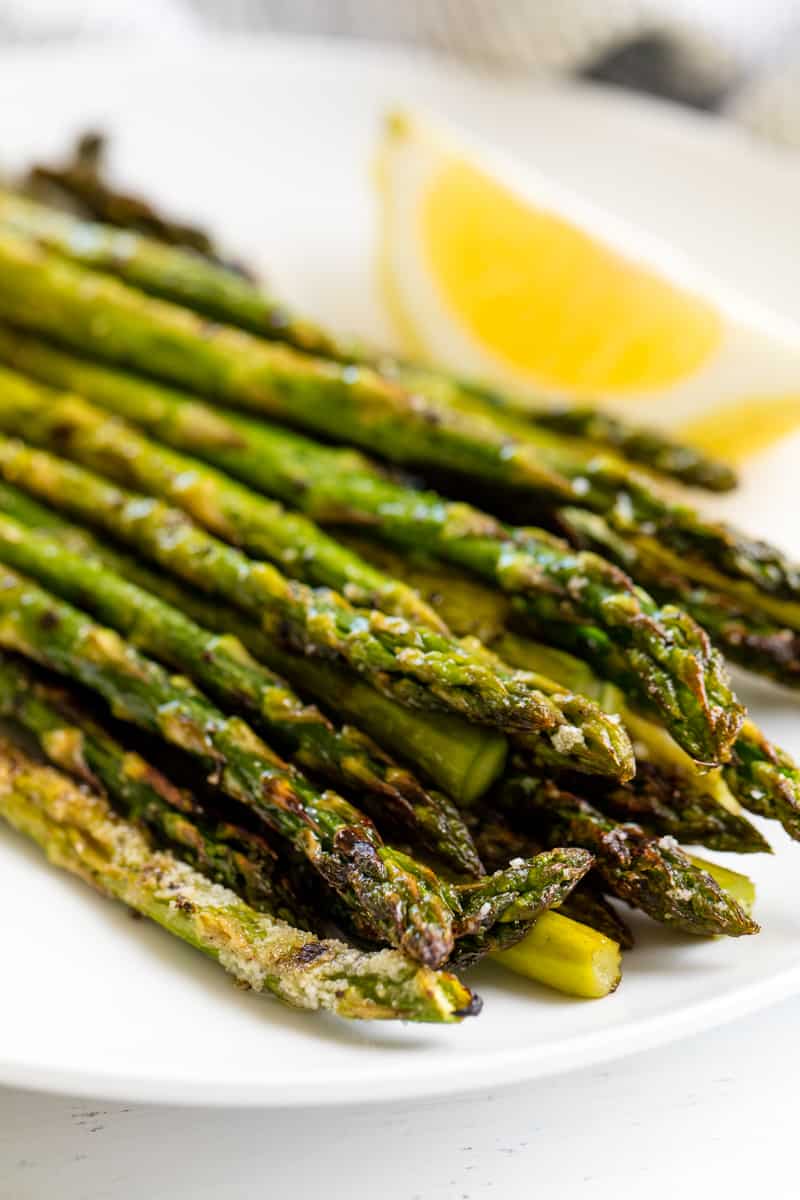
421, 159, 722, 395
681, 395, 800, 461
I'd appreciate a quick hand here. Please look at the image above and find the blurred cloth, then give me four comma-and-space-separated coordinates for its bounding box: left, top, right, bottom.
3, 0, 800, 147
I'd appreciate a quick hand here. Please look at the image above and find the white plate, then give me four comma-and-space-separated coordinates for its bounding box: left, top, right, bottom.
1, 36, 800, 1108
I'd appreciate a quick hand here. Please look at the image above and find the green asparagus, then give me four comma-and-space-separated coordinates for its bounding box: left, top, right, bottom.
500, 632, 800, 848
452, 847, 593, 935
331, 539, 780, 850
0, 439, 636, 775
0, 189, 329, 349
0, 653, 318, 924
0, 229, 784, 608
0, 364, 736, 766
587, 760, 770, 854
0, 739, 478, 1021
0, 340, 450, 632
0, 564, 458, 966
0, 653, 605, 991
456, 390, 737, 491
0, 511, 482, 874
0, 194, 735, 493
726, 721, 800, 843
0, 478, 508, 805
469, 811, 635, 948
494, 774, 759, 937
556, 505, 800, 679
22, 134, 237, 264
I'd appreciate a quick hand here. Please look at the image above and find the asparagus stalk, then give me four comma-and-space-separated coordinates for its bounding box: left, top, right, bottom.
495, 775, 758, 937
0, 195, 734, 493
725, 721, 800, 843
0, 511, 482, 875
501, 632, 800, 848
0, 189, 325, 348
586, 761, 770, 854
22, 134, 238, 265
556, 505, 800, 681
0, 342, 449, 632
0, 564, 458, 966
0, 739, 477, 1022
331, 533, 785, 853
0, 651, 598, 974
491, 912, 622, 999
0, 440, 634, 776
469, 811, 635, 949
0, 653, 317, 923
0, 230, 782, 606
0, 479, 508, 805
2, 652, 604, 987
373, 358, 736, 490
462, 392, 736, 491
0, 365, 735, 767
452, 847, 593, 936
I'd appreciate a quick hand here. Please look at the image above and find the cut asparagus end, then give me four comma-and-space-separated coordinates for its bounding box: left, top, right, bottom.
491, 910, 622, 999
688, 854, 756, 916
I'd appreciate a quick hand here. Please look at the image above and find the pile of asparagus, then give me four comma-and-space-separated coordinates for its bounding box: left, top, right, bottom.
0, 140, 796, 1025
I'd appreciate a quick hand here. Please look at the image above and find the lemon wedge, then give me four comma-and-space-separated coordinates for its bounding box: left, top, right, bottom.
376, 110, 800, 461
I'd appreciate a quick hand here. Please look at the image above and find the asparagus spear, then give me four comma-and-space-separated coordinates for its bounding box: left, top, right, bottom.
500, 632, 800, 848
0, 511, 482, 875
0, 564, 457, 966
0, 330, 745, 712
454, 390, 737, 491
0, 650, 599, 976
21, 134, 239, 266
0, 195, 734, 493
725, 721, 800, 843
469, 812, 635, 949
0, 364, 442, 638
0, 652, 318, 923
0, 719, 610, 1001
586, 761, 770, 854
0, 228, 782, 606
0, 189, 326, 349
556, 505, 800, 682
327, 532, 785, 853
0, 441, 634, 776
494, 775, 758, 937
1, 652, 605, 987
452, 847, 593, 936
0, 368, 734, 767
0, 478, 508, 805
0, 738, 477, 1022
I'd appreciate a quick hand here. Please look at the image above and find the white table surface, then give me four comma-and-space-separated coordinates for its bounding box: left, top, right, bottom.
1, 994, 793, 1199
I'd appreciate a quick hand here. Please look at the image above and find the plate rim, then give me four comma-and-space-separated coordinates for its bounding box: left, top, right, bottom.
2, 962, 800, 1107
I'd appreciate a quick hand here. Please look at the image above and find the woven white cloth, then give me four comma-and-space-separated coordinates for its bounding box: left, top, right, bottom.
3, 0, 800, 147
